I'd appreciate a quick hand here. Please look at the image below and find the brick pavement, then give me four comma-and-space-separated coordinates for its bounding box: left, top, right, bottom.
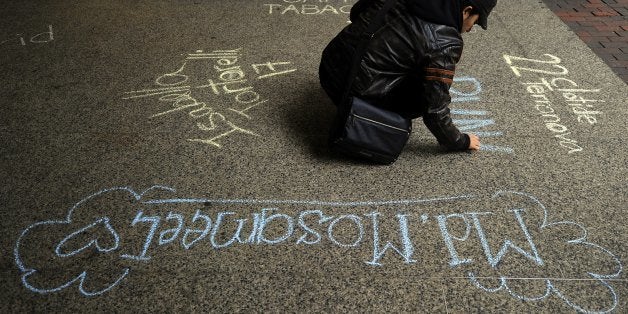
542, 0, 628, 83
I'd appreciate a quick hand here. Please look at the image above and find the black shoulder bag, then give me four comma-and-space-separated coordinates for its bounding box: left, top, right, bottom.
330, 0, 412, 164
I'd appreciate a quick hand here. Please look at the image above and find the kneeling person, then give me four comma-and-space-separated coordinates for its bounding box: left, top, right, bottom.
319, 0, 498, 152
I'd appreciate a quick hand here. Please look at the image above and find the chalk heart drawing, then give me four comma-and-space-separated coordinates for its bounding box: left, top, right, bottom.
54, 217, 120, 258
13, 186, 623, 313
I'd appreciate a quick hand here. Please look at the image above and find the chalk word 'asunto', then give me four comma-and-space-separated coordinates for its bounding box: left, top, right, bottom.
1, 25, 54, 46
503, 53, 605, 154
14, 186, 622, 313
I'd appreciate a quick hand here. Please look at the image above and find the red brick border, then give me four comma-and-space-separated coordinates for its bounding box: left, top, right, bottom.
542, 0, 628, 83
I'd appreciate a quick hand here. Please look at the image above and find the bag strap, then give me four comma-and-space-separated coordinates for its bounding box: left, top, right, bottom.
341, 0, 399, 106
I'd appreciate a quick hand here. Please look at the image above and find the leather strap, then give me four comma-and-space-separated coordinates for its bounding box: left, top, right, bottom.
341, 0, 399, 109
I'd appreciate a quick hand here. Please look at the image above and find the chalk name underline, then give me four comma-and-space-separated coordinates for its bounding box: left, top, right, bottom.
462, 276, 628, 282
141, 194, 476, 207
370, 275, 628, 282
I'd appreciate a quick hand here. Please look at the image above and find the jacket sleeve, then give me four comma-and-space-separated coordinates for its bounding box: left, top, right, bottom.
421, 43, 470, 151
350, 0, 375, 22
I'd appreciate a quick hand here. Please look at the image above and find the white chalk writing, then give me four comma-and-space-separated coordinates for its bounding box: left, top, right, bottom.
1, 25, 54, 47
123, 49, 297, 148
264, 0, 355, 16
503, 54, 605, 154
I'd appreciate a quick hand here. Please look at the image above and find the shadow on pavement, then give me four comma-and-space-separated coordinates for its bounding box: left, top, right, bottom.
281, 82, 336, 161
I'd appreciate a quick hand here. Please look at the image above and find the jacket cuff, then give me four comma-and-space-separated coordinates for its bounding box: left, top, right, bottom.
456, 133, 470, 151
441, 133, 470, 151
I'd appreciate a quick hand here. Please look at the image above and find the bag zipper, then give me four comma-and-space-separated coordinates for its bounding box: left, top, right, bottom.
352, 113, 409, 133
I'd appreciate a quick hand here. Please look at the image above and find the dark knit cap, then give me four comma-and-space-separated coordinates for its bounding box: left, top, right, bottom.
469, 0, 497, 30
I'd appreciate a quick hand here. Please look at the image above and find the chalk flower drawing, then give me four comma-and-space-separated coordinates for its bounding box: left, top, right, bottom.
13, 187, 623, 313
466, 191, 623, 314
13, 186, 173, 296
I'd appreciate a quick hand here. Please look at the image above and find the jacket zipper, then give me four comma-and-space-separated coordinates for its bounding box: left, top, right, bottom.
352, 113, 409, 133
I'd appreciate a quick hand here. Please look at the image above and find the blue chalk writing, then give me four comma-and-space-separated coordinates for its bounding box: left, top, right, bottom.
121, 211, 160, 261
421, 214, 429, 223
297, 210, 332, 245
182, 209, 212, 249
327, 215, 364, 248
465, 191, 622, 314
55, 217, 120, 258
437, 213, 473, 267
13, 186, 622, 313
451, 109, 488, 115
12, 186, 161, 297
141, 195, 475, 207
365, 213, 416, 266
256, 208, 295, 244
469, 209, 543, 268
480, 144, 515, 154
451, 76, 482, 101
247, 212, 261, 244
210, 212, 249, 248
451, 76, 514, 154
454, 118, 496, 132
158, 212, 184, 245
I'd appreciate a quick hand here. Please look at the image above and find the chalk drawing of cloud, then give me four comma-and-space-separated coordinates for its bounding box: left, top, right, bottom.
468, 191, 623, 314
13, 185, 175, 296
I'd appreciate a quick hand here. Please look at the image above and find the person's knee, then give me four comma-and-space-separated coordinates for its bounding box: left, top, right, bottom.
319, 66, 343, 106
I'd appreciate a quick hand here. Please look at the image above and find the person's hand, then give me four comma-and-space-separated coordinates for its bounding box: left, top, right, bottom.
468, 133, 480, 150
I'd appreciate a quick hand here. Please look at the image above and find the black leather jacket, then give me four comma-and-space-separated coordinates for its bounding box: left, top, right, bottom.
319, 0, 470, 151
